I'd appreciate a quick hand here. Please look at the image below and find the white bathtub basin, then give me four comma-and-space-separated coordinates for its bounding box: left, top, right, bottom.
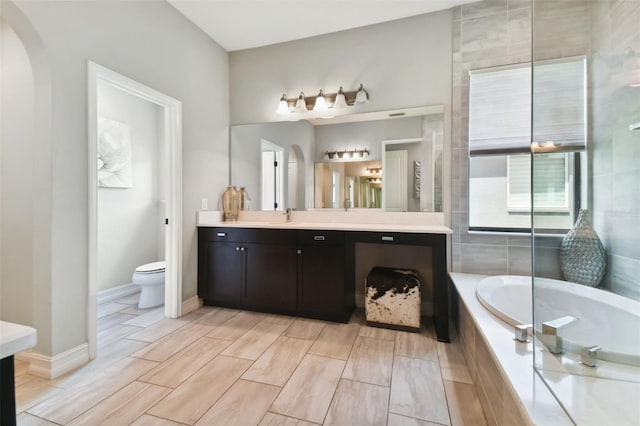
476, 275, 640, 365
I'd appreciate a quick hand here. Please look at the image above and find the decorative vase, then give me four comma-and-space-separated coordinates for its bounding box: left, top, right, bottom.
238, 187, 251, 211
559, 209, 606, 287
221, 186, 239, 221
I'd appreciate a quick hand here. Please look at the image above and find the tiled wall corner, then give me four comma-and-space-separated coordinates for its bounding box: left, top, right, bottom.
451, 0, 589, 279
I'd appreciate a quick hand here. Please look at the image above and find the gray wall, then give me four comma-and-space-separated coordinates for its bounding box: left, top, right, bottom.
0, 18, 35, 328
451, 0, 590, 277
97, 81, 164, 293
4, 0, 229, 356
590, 0, 640, 300
228, 11, 453, 126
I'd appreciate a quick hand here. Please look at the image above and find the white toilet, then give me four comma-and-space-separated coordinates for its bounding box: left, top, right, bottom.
132, 261, 166, 309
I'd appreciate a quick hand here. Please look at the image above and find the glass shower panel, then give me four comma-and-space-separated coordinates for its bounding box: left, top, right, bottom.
532, 0, 640, 424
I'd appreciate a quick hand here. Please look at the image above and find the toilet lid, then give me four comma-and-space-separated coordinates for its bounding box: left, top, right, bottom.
135, 261, 166, 273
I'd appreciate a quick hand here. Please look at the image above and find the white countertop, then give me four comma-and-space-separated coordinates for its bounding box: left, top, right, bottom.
0, 321, 37, 359
197, 211, 452, 235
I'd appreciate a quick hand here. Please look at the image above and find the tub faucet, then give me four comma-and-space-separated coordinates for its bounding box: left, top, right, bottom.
540, 316, 577, 354
581, 345, 601, 368
514, 324, 532, 342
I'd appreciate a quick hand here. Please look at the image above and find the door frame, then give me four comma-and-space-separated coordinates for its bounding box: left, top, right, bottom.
87, 61, 183, 359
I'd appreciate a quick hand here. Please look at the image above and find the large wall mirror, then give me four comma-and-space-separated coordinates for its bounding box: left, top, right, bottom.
230, 105, 444, 212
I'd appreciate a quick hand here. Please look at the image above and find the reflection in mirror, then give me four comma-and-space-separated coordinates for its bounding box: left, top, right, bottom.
314, 161, 382, 209
230, 105, 444, 212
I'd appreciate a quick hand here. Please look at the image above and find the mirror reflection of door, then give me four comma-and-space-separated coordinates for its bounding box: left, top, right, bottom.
384, 150, 408, 211
261, 140, 284, 210
332, 171, 341, 208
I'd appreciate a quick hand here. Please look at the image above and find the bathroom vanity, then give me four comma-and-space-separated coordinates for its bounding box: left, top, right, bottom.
197, 213, 452, 342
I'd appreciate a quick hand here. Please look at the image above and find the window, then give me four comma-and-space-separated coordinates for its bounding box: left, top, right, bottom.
468, 57, 586, 232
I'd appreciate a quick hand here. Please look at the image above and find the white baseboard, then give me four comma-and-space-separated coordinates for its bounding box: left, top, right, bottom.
28, 343, 90, 379
181, 296, 203, 316
97, 282, 140, 305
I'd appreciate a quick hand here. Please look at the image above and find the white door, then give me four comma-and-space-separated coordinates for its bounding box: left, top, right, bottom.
384, 150, 408, 211
261, 140, 284, 211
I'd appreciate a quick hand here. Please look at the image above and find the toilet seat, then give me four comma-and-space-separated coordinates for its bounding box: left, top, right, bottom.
135, 261, 165, 274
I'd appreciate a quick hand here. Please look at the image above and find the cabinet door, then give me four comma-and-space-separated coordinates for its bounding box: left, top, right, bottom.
243, 243, 297, 312
298, 244, 345, 321
200, 241, 243, 305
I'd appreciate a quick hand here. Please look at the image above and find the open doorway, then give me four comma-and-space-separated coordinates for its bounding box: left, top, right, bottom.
87, 62, 182, 360
261, 139, 284, 211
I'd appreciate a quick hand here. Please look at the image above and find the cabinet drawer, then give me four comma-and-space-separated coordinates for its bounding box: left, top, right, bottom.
297, 230, 345, 246
201, 227, 246, 243
241, 228, 296, 245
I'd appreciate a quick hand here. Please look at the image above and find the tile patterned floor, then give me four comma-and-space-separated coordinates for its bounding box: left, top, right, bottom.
15, 296, 487, 425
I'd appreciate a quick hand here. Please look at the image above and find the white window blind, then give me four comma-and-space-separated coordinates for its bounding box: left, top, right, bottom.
507, 154, 570, 212
469, 57, 586, 156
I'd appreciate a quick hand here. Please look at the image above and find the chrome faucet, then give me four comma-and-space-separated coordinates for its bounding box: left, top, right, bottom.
581, 345, 601, 368
344, 198, 350, 211
514, 324, 532, 342
283, 208, 292, 222
539, 316, 577, 354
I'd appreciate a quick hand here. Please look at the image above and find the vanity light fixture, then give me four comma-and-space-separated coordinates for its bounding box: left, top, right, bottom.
313, 90, 328, 112
276, 94, 289, 114
355, 83, 369, 104
276, 84, 370, 117
295, 92, 308, 113
368, 177, 382, 183
324, 149, 369, 160
333, 86, 348, 109
366, 167, 382, 174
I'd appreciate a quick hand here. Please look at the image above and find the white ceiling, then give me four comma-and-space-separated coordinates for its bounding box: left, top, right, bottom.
166, 0, 475, 52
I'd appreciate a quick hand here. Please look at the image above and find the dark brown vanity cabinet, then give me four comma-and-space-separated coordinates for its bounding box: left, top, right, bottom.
198, 227, 351, 322
197, 227, 297, 313
296, 230, 351, 322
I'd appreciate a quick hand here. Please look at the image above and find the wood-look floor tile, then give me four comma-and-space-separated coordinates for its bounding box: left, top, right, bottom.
130, 414, 186, 426
27, 357, 158, 424
67, 381, 171, 425
270, 354, 345, 424
389, 356, 450, 425
342, 335, 395, 386
258, 413, 318, 426
283, 318, 325, 340
16, 412, 59, 426
308, 323, 359, 360
97, 336, 149, 363
358, 325, 397, 341
97, 302, 130, 318
139, 337, 231, 387
132, 323, 212, 362
437, 341, 472, 384
193, 307, 238, 327
126, 318, 189, 342
147, 355, 252, 425
195, 379, 280, 426
387, 413, 443, 426
114, 293, 142, 305
207, 311, 266, 341
122, 306, 166, 327
242, 336, 312, 386
16, 377, 62, 414
98, 312, 136, 331
178, 310, 204, 322
395, 330, 438, 361
324, 379, 389, 426
444, 380, 487, 426
98, 324, 142, 348
221, 321, 288, 360
263, 314, 295, 326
